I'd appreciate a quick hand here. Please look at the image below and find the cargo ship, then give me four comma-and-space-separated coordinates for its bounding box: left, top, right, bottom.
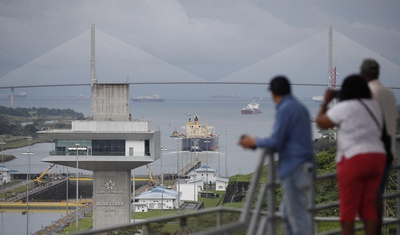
241, 101, 262, 114
174, 116, 219, 151
132, 94, 165, 102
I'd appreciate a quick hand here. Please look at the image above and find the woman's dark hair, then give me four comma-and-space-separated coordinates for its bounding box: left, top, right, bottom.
339, 74, 372, 101
269, 75, 291, 96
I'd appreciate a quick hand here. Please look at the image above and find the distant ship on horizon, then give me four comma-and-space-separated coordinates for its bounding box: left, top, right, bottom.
210, 94, 240, 99
241, 101, 262, 114
312, 96, 323, 102
132, 94, 166, 102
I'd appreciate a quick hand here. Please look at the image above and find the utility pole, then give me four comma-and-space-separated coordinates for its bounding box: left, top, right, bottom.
225, 130, 228, 177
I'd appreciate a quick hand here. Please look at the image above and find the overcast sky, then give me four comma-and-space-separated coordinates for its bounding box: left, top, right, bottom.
0, 0, 399, 98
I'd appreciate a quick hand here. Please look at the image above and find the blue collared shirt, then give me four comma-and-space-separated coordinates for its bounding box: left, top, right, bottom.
256, 94, 315, 179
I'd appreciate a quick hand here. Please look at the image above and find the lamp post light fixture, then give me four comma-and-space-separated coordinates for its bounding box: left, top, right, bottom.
22, 136, 33, 235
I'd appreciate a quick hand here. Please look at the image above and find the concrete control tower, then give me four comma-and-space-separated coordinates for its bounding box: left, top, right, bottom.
38, 25, 161, 229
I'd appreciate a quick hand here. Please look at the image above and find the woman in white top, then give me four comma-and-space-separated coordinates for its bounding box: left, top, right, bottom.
316, 74, 386, 235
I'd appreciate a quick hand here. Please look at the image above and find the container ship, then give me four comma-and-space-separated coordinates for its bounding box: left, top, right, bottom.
132, 94, 165, 102
241, 101, 262, 114
173, 116, 219, 152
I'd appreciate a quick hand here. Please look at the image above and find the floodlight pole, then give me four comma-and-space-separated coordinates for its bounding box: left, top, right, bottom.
75, 143, 79, 232
23, 136, 33, 235
0, 140, 4, 235
0, 141, 5, 200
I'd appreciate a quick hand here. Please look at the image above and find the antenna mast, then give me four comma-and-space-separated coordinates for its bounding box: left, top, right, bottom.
328, 25, 337, 142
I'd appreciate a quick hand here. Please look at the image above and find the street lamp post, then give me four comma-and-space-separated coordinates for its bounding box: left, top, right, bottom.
218, 137, 221, 177
23, 136, 33, 235
75, 143, 80, 232
204, 140, 210, 189
192, 175, 195, 201
172, 137, 182, 211
0, 140, 5, 235
159, 132, 165, 214
160, 149, 164, 214
204, 140, 210, 166
0, 141, 5, 200
66, 167, 69, 224
225, 130, 228, 177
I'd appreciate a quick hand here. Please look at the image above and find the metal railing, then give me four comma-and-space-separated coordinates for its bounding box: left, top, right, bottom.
74, 148, 400, 235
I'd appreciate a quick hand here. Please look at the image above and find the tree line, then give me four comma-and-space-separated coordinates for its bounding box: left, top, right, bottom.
0, 105, 84, 136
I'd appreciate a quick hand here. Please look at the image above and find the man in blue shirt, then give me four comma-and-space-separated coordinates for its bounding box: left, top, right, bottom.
239, 76, 315, 235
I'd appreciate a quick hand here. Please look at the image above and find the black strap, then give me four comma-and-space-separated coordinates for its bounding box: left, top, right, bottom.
359, 99, 393, 166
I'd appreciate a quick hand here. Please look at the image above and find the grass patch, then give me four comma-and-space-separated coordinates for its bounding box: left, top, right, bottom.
229, 164, 270, 184
0, 135, 49, 151
132, 210, 179, 220
62, 212, 93, 233
1, 181, 34, 199
198, 190, 226, 208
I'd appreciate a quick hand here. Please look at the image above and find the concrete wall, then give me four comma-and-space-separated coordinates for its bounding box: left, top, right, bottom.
216, 181, 228, 191
180, 182, 202, 201
138, 198, 176, 209
72, 121, 150, 132
93, 171, 131, 229
93, 84, 130, 121
196, 171, 217, 184
126, 140, 145, 156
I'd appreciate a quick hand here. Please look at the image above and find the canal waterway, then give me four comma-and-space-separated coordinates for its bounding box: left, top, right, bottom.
0, 211, 65, 235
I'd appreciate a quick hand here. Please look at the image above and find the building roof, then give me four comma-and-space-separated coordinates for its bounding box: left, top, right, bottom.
136, 186, 179, 200
195, 166, 216, 173
216, 177, 229, 183
133, 203, 147, 206
186, 177, 204, 184
0, 167, 10, 172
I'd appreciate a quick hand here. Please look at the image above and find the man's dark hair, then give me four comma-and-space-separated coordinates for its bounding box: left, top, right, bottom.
340, 74, 372, 101
269, 76, 291, 96
360, 58, 379, 80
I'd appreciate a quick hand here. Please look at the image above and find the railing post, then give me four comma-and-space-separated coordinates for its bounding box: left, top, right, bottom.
216, 209, 222, 229
310, 172, 315, 235
179, 217, 187, 235
396, 135, 400, 235
267, 151, 276, 235
239, 149, 269, 224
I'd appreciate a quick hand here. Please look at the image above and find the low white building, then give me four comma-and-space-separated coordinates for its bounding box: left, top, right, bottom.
136, 187, 181, 210
133, 202, 148, 212
0, 167, 11, 185
179, 177, 203, 201
194, 166, 217, 184
215, 177, 229, 191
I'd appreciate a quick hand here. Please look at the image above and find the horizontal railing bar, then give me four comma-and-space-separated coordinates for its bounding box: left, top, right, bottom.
313, 202, 339, 211
192, 221, 247, 235
384, 192, 400, 199
77, 207, 242, 235
315, 172, 337, 180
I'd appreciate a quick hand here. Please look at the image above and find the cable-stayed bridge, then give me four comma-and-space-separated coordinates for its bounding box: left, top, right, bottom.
0, 27, 400, 89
